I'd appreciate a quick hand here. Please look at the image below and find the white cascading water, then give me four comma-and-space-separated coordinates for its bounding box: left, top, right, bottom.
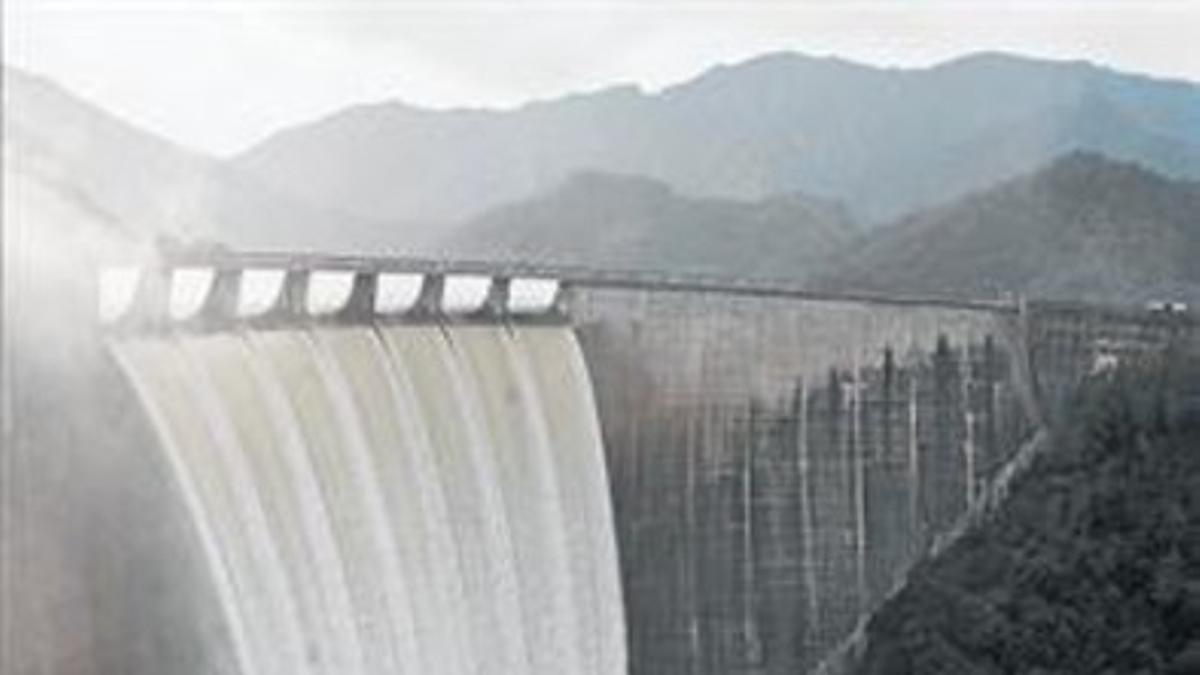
110, 323, 627, 675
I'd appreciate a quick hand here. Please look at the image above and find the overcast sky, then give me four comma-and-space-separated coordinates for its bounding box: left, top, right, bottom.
6, 0, 1199, 155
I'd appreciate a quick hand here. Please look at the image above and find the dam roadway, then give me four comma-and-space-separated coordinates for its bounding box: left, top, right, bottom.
3, 251, 1196, 675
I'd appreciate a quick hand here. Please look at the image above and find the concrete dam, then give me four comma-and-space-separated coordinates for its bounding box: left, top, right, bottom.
4, 253, 1193, 675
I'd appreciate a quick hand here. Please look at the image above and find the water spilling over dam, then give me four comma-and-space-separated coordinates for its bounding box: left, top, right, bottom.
108, 272, 626, 675
3, 252, 1195, 675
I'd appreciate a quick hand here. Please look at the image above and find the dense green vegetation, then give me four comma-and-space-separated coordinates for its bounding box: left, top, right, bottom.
851, 352, 1200, 675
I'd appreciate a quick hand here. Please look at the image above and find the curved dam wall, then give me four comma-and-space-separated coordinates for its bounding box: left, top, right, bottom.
570, 286, 1039, 674
3, 261, 628, 675
24, 255, 1195, 675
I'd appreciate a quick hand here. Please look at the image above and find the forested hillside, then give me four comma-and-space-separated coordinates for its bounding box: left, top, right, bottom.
847, 350, 1200, 675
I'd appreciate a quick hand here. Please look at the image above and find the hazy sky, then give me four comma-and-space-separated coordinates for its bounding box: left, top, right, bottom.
6, 0, 1199, 155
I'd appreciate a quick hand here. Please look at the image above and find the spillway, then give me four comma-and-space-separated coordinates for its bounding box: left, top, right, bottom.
109, 320, 627, 675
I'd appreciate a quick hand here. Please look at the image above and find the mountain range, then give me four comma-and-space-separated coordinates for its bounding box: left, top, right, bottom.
234, 52, 1200, 226
819, 151, 1200, 303
5, 53, 1200, 305
441, 170, 857, 280
3, 67, 399, 256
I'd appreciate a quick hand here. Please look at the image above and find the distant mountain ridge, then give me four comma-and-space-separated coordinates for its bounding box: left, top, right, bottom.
442, 170, 857, 280
443, 151, 1200, 303
4, 67, 213, 241
819, 152, 1200, 304
234, 51, 1200, 226
3, 66, 403, 254
8, 63, 1200, 307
